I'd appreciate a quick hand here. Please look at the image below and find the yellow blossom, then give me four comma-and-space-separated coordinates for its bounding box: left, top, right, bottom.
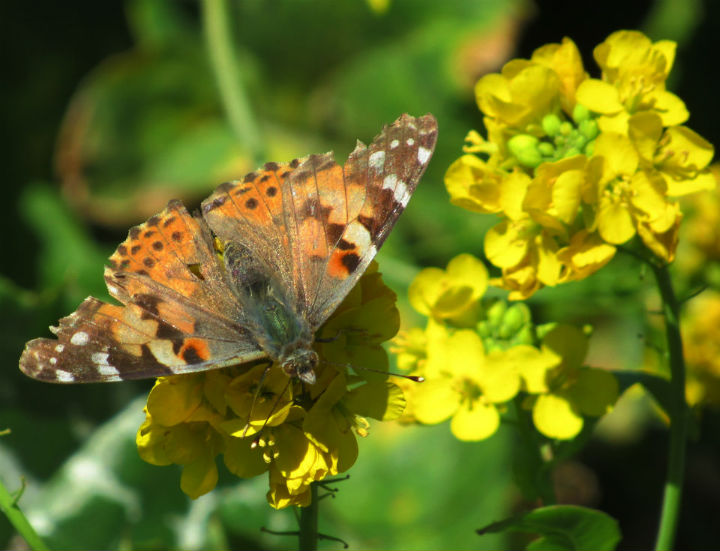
408, 254, 488, 325
410, 327, 521, 441
524, 325, 618, 439
136, 263, 404, 508
576, 30, 688, 133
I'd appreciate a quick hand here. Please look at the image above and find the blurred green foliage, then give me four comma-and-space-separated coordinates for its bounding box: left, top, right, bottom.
1, 0, 719, 549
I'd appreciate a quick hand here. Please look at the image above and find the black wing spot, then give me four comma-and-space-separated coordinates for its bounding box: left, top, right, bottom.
341, 253, 361, 273
171, 231, 183, 241
152, 241, 164, 251
147, 216, 160, 227
266, 186, 278, 197
245, 198, 258, 210
143, 257, 155, 268
163, 216, 176, 228
182, 345, 203, 364
129, 227, 141, 240
337, 238, 354, 251
131, 245, 141, 255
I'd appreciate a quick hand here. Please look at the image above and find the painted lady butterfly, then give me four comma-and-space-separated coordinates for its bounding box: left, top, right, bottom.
20, 114, 438, 385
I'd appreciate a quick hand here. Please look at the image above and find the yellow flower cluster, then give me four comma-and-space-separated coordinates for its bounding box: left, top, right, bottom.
136, 264, 406, 508
393, 254, 618, 440
446, 31, 715, 299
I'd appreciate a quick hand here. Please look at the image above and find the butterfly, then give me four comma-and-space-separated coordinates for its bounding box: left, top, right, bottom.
20, 113, 438, 385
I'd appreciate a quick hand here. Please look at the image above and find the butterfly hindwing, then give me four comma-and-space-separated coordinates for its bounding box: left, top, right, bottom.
20, 201, 265, 383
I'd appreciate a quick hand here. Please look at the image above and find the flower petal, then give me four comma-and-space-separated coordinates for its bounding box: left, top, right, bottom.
532, 393, 583, 439
450, 402, 500, 441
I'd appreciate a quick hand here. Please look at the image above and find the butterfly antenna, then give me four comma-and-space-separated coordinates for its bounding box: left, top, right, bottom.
320, 359, 424, 383
249, 376, 294, 449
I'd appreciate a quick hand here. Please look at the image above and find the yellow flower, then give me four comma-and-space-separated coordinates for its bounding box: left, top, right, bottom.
584, 131, 679, 254
136, 263, 404, 508
530, 37, 587, 113
408, 254, 488, 325
523, 325, 618, 439
475, 62, 561, 132
576, 30, 687, 133
410, 327, 521, 441
485, 220, 563, 300
628, 112, 715, 197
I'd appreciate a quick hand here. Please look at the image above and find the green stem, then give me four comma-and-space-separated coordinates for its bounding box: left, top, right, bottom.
201, 0, 265, 166
512, 397, 556, 506
650, 262, 688, 551
0, 478, 50, 551
298, 483, 319, 551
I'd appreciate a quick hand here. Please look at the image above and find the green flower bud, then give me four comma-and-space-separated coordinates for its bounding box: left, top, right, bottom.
512, 326, 535, 346
508, 134, 542, 168
541, 113, 562, 137
498, 303, 531, 339
484, 298, 507, 325
476, 320, 491, 338
584, 140, 595, 156
579, 119, 599, 140
572, 104, 591, 123
538, 142, 555, 157
564, 146, 581, 158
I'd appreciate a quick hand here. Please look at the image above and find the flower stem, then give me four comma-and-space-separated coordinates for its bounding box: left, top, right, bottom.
650, 262, 688, 551
298, 483, 319, 551
512, 397, 556, 506
0, 477, 50, 551
201, 0, 265, 166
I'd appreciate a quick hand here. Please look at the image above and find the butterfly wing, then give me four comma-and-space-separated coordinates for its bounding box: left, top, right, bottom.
282, 113, 438, 327
20, 200, 265, 383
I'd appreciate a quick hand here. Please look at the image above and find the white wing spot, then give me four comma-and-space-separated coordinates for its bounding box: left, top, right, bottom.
71, 331, 89, 346
406, 138, 415, 146
55, 344, 64, 353
91, 352, 110, 365
390, 139, 399, 149
395, 180, 409, 206
382, 174, 398, 189
55, 369, 75, 382
107, 285, 119, 296
369, 151, 385, 171
418, 146, 431, 165
49, 357, 57, 365
91, 352, 121, 379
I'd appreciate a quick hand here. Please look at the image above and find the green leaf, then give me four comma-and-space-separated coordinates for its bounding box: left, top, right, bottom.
477, 505, 621, 551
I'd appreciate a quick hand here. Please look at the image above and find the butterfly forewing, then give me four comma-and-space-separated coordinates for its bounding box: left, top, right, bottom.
284, 113, 438, 327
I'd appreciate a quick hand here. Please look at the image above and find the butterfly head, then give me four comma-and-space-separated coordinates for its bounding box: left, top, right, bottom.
280, 345, 318, 385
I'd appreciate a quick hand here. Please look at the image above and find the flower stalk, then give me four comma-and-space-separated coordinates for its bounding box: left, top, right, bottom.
298, 483, 319, 551
202, 0, 265, 166
0, 477, 50, 551
651, 262, 688, 551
